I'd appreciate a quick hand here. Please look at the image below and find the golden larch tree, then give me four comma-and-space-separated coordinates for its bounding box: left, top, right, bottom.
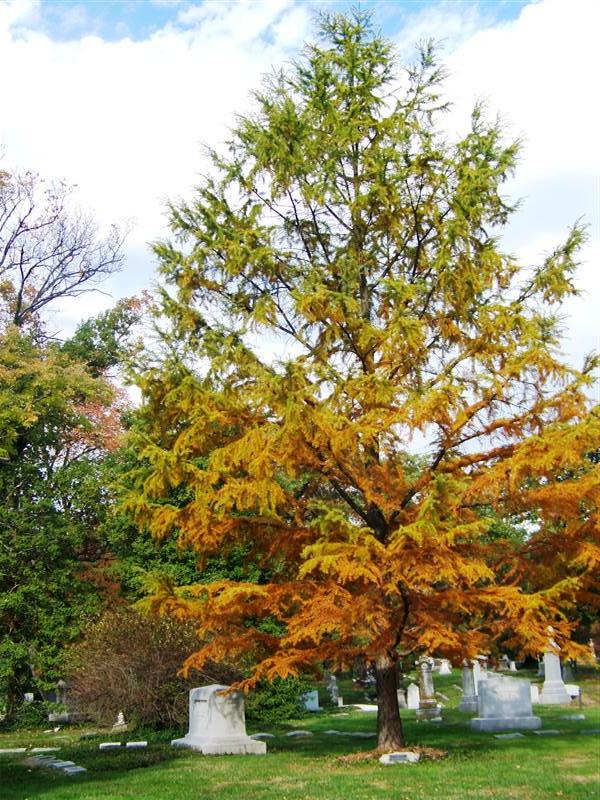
125, 13, 599, 749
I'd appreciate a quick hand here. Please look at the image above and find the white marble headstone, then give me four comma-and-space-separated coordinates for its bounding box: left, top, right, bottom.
172, 685, 266, 755
540, 650, 570, 704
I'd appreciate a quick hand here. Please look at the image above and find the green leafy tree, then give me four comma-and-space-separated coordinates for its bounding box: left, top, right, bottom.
0, 329, 126, 718
126, 13, 598, 749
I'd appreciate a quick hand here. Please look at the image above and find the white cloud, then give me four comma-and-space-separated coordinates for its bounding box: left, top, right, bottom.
424, 0, 599, 373
0, 0, 596, 378
0, 0, 313, 326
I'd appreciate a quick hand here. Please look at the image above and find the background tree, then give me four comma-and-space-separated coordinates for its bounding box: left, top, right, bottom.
126, 13, 598, 750
0, 329, 125, 719
0, 168, 126, 335
0, 160, 136, 721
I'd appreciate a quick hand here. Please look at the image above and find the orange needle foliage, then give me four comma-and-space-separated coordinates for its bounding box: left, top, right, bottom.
125, 13, 599, 749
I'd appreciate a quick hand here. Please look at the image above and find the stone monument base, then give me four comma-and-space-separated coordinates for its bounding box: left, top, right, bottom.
171, 734, 266, 755
470, 715, 541, 732
539, 682, 571, 704
416, 704, 442, 721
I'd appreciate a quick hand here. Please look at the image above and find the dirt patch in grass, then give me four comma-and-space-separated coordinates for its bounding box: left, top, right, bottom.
335, 746, 446, 765
559, 756, 592, 768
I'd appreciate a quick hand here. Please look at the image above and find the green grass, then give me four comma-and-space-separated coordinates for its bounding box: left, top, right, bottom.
1, 671, 599, 800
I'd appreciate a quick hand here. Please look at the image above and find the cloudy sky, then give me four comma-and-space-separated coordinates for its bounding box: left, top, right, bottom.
0, 0, 597, 385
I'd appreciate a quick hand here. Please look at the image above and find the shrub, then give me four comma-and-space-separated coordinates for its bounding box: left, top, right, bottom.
67, 609, 240, 729
244, 676, 312, 724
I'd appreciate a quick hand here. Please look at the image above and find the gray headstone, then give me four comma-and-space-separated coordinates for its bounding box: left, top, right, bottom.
301, 690, 320, 712
459, 663, 478, 713
470, 676, 541, 732
406, 683, 420, 709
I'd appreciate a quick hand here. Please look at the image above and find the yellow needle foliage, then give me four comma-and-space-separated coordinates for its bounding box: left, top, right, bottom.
125, 13, 598, 748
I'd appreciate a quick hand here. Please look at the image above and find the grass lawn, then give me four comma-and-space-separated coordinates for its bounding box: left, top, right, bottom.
1, 671, 598, 800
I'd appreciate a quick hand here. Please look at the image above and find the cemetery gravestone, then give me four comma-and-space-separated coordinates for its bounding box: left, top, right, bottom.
302, 690, 320, 712
325, 674, 339, 704
540, 642, 571, 704
470, 676, 541, 732
459, 661, 478, 713
172, 685, 266, 755
416, 658, 442, 721
439, 659, 452, 675
397, 688, 407, 709
407, 683, 420, 709
112, 711, 127, 732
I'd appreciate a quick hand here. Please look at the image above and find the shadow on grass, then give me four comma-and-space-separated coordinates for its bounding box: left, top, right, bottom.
0, 743, 191, 800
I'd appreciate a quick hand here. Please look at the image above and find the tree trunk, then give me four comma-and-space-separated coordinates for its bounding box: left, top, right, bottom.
375, 652, 405, 750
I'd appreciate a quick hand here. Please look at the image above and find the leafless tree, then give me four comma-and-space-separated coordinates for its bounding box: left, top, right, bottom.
0, 169, 128, 332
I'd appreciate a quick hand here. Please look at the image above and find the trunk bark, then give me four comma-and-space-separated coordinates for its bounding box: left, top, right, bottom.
375, 652, 405, 750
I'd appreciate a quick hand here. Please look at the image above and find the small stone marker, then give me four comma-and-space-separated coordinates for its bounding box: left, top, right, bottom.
337, 696, 344, 707
494, 733, 525, 740
533, 729, 561, 736
285, 730, 313, 737
439, 659, 452, 675
407, 683, 420, 709
530, 684, 540, 704
31, 747, 60, 753
379, 751, 420, 764
49, 760, 76, 769
0, 748, 27, 754
564, 683, 580, 699
302, 690, 320, 712
112, 710, 127, 731
63, 766, 87, 775
172, 684, 266, 755
125, 741, 147, 749
99, 742, 121, 750
397, 688, 407, 708
459, 662, 478, 713
561, 714, 586, 721
353, 703, 378, 712
509, 661, 517, 672
250, 733, 274, 740
579, 729, 600, 735
470, 676, 541, 732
